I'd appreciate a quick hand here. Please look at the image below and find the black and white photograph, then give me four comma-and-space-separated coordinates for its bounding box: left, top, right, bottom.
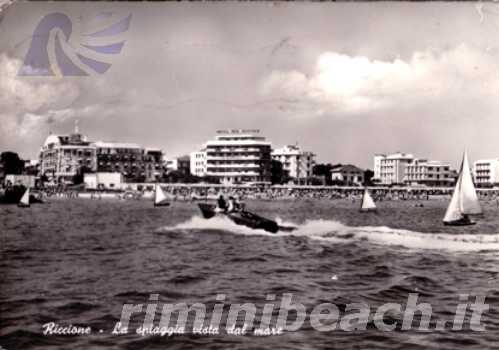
0, 1, 498, 349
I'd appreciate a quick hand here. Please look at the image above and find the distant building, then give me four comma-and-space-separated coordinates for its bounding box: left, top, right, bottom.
166, 155, 191, 175
205, 129, 272, 184
24, 160, 39, 176
4, 174, 36, 188
373, 154, 385, 183
404, 159, 453, 187
473, 159, 499, 187
165, 159, 178, 172
96, 144, 165, 182
272, 144, 315, 184
39, 127, 96, 184
374, 152, 455, 186
177, 155, 191, 175
144, 148, 165, 181
84, 172, 123, 190
375, 152, 415, 185
94, 141, 146, 182
39, 124, 164, 184
190, 150, 207, 177
330, 164, 365, 185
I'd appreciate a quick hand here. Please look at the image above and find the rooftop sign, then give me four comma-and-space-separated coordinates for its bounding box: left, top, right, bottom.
216, 129, 260, 134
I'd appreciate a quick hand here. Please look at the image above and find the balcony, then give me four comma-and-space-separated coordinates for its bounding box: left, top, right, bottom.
206, 163, 260, 168
207, 147, 263, 153
206, 171, 260, 176
207, 155, 260, 161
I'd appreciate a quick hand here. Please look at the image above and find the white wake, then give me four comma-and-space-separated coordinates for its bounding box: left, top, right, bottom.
159, 216, 499, 253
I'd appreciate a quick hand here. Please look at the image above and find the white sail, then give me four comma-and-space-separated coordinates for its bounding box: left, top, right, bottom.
443, 180, 462, 223
154, 184, 168, 205
443, 151, 482, 223
19, 188, 30, 207
360, 188, 376, 211
459, 152, 482, 215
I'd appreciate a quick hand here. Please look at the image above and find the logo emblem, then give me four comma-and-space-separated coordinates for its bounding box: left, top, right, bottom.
19, 12, 131, 76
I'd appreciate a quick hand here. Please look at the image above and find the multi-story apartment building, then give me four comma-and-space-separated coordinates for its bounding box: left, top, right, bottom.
404, 159, 453, 187
376, 152, 415, 185
190, 150, 207, 177
272, 145, 315, 184
373, 154, 385, 183
205, 129, 272, 184
473, 159, 499, 187
177, 155, 191, 175
166, 155, 191, 175
374, 152, 455, 186
94, 142, 147, 182
144, 148, 165, 181
39, 125, 165, 184
39, 130, 96, 183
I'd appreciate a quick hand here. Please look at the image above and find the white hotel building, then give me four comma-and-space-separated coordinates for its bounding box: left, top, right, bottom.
404, 159, 453, 187
39, 131, 96, 183
374, 152, 453, 186
190, 150, 207, 177
473, 159, 499, 187
374, 152, 415, 185
272, 145, 315, 184
204, 130, 272, 184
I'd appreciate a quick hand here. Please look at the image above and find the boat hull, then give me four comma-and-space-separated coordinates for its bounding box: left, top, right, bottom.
154, 201, 170, 207
443, 221, 476, 226
0, 188, 44, 205
198, 203, 289, 233
443, 215, 476, 226
359, 208, 377, 213
30, 195, 44, 204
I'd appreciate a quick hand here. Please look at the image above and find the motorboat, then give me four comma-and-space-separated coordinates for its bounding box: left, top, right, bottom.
0, 185, 44, 205
198, 203, 295, 233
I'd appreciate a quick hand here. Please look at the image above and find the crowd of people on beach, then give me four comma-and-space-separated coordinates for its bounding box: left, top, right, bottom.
3, 181, 499, 203
151, 185, 442, 202
147, 184, 499, 203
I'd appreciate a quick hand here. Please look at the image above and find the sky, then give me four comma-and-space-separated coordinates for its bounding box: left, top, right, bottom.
1, 2, 499, 168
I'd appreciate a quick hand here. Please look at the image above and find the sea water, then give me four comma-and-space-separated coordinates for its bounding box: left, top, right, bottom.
1, 199, 498, 349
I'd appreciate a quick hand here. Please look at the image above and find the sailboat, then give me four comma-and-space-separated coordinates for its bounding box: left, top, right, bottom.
360, 188, 377, 212
443, 151, 482, 226
154, 184, 170, 207
18, 187, 30, 208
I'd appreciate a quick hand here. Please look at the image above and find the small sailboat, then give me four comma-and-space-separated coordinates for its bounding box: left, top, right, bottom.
18, 188, 30, 208
154, 184, 170, 207
443, 151, 482, 226
360, 188, 377, 212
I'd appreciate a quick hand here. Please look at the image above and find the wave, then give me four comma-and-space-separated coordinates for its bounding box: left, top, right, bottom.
158, 216, 499, 253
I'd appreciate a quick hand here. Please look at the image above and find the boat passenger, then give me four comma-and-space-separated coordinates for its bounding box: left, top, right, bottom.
216, 195, 227, 212
236, 200, 245, 212
227, 196, 244, 213
227, 196, 235, 213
